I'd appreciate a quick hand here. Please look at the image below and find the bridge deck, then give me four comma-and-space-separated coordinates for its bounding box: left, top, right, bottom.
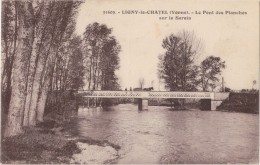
76, 90, 215, 99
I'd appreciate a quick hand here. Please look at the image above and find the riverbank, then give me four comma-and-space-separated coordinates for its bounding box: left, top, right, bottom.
1, 119, 121, 164
2, 125, 78, 164
217, 93, 259, 114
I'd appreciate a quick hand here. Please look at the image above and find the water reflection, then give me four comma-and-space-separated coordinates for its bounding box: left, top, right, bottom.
68, 104, 259, 164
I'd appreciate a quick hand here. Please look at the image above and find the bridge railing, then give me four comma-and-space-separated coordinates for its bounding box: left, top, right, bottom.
75, 90, 214, 99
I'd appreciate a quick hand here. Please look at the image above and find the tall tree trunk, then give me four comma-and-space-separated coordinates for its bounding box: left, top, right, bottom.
2, 2, 18, 114
36, 77, 50, 122
4, 1, 34, 137
23, 5, 51, 126
88, 57, 92, 90
23, 37, 40, 126
28, 13, 58, 126
28, 49, 50, 126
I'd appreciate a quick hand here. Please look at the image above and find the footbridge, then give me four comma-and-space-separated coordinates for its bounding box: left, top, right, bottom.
75, 90, 229, 110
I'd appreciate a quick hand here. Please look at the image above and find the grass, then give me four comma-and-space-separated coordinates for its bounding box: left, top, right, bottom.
1, 98, 122, 164
1, 126, 81, 164
217, 93, 259, 114
1, 119, 121, 164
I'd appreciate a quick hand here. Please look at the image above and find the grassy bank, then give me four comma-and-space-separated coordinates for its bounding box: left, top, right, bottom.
1, 119, 121, 164
1, 124, 79, 164
217, 93, 259, 114
1, 91, 122, 164
2, 96, 121, 164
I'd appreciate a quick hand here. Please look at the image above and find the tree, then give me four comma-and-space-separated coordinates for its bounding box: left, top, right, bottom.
3, 0, 82, 136
23, 0, 56, 126
199, 56, 226, 91
82, 22, 121, 91
100, 37, 121, 90
66, 35, 85, 90
34, 1, 82, 123
82, 23, 121, 107
26, 1, 81, 126
1, 1, 19, 115
83, 23, 110, 90
158, 30, 202, 91
4, 1, 35, 137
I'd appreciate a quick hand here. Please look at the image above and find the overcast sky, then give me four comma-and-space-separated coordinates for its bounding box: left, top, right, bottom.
76, 0, 259, 91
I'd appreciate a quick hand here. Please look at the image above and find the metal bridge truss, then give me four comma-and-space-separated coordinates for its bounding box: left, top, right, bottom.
76, 91, 215, 99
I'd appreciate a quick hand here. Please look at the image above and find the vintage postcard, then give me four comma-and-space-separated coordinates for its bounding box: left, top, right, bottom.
1, 0, 259, 164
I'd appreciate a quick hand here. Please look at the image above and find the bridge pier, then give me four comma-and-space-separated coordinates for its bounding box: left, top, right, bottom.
200, 99, 211, 110
201, 93, 230, 110
200, 99, 224, 110
138, 99, 148, 110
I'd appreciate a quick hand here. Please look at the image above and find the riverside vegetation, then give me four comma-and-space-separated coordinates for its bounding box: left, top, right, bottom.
2, 1, 121, 137
2, 93, 121, 164
2, 1, 121, 163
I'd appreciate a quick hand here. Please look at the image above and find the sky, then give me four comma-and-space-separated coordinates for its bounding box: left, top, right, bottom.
75, 0, 259, 91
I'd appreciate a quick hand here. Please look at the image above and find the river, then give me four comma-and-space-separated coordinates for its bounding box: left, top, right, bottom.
67, 104, 259, 164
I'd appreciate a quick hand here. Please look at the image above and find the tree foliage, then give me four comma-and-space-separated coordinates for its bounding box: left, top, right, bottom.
82, 22, 121, 90
158, 31, 226, 93
66, 36, 85, 90
199, 56, 226, 91
1, 0, 123, 137
1, 0, 83, 137
158, 31, 201, 91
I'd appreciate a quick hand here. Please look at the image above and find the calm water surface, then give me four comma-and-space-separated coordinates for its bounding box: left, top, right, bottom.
68, 104, 259, 164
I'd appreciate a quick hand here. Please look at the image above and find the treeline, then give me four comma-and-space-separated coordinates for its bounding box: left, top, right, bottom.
1, 0, 83, 137
158, 30, 226, 92
82, 23, 121, 91
1, 0, 83, 136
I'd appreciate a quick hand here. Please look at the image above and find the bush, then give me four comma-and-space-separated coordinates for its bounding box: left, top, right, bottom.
217, 93, 259, 113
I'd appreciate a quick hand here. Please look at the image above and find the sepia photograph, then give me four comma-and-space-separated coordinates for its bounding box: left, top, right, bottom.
1, 0, 259, 164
